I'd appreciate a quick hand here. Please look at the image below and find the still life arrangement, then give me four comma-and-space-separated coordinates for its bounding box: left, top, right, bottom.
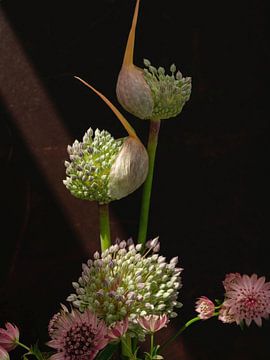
1, 0, 270, 359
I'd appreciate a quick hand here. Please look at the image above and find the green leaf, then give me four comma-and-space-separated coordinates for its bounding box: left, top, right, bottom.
30, 343, 51, 360
214, 298, 223, 305
95, 343, 119, 360
239, 320, 245, 331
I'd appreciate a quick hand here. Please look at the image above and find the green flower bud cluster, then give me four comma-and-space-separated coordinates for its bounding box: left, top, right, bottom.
67, 238, 183, 337
63, 128, 124, 204
143, 59, 192, 120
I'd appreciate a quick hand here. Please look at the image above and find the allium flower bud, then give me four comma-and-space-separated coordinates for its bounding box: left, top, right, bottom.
64, 78, 148, 204
116, 0, 191, 121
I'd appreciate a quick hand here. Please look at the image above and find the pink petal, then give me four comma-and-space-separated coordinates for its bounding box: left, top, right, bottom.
254, 317, 262, 327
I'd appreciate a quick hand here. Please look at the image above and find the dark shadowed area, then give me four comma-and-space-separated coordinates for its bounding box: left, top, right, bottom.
0, 0, 269, 359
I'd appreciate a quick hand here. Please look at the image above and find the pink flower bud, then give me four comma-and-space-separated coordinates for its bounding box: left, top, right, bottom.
107, 318, 129, 342
195, 296, 215, 320
0, 323, 19, 352
138, 314, 168, 333
0, 347, 10, 360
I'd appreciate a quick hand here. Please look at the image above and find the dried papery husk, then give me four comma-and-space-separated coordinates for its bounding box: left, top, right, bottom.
108, 136, 149, 199
116, 64, 154, 119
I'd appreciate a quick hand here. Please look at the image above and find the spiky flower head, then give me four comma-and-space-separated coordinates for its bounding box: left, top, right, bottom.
47, 307, 108, 360
67, 238, 183, 337
116, 0, 191, 121
219, 273, 270, 327
64, 128, 123, 203
64, 79, 149, 204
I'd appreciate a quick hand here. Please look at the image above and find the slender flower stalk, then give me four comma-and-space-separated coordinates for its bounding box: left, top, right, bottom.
160, 311, 219, 351
138, 120, 161, 245
159, 316, 201, 351
99, 203, 111, 251
14, 340, 30, 352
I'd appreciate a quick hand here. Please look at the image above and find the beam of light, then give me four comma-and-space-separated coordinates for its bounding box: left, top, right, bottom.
0, 8, 125, 256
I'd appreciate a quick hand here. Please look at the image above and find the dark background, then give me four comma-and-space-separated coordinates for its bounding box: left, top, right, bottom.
0, 0, 269, 359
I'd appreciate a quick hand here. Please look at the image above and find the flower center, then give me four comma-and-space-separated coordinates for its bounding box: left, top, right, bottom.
64, 322, 95, 359
244, 296, 257, 308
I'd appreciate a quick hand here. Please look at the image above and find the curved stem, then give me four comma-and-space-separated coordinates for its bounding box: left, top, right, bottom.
137, 120, 161, 246
16, 340, 31, 352
160, 317, 201, 351
160, 312, 220, 351
99, 203, 111, 251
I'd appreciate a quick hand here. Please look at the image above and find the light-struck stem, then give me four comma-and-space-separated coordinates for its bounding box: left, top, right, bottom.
99, 203, 111, 252
137, 120, 161, 245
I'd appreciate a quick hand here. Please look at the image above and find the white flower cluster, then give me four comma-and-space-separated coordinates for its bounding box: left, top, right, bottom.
143, 59, 192, 120
67, 238, 183, 337
63, 128, 124, 203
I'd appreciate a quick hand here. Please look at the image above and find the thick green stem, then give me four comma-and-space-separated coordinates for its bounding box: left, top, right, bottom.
150, 333, 154, 356
160, 317, 201, 351
137, 120, 161, 245
99, 203, 111, 252
121, 335, 136, 359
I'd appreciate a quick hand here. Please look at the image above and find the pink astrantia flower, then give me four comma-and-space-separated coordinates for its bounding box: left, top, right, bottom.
107, 318, 129, 342
218, 305, 236, 324
47, 307, 108, 360
223, 272, 242, 292
195, 296, 215, 320
221, 273, 270, 327
0, 347, 10, 360
0, 323, 19, 352
137, 314, 168, 333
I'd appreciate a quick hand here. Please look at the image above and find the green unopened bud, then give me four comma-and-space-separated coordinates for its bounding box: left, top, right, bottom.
64, 77, 149, 204
116, 0, 191, 121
